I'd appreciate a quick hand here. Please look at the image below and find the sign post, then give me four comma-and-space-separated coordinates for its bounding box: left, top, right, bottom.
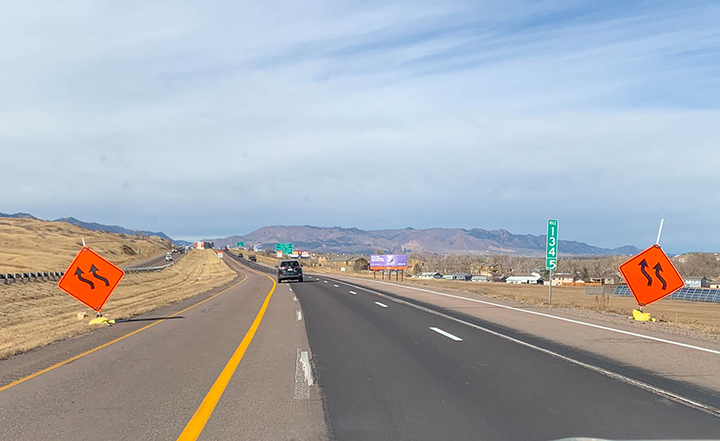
546, 220, 558, 305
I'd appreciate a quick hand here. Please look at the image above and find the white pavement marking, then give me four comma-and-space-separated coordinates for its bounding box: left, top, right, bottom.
430, 327, 463, 341
349, 291, 357, 295
294, 349, 315, 400
296, 310, 303, 321
323, 281, 328, 283
336, 279, 720, 419
357, 278, 720, 356
289, 287, 293, 291
333, 284, 339, 287
375, 302, 389, 308
293, 296, 298, 302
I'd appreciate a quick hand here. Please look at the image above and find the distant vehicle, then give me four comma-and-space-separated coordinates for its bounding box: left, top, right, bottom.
277, 260, 303, 283
165, 252, 173, 261
249, 255, 257, 262
238, 252, 243, 258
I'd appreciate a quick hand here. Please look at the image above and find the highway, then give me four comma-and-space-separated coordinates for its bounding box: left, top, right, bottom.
292, 274, 720, 440
2, 255, 720, 440
124, 250, 183, 269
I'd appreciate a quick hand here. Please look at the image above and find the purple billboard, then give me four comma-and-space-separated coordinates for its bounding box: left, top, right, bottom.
370, 254, 408, 270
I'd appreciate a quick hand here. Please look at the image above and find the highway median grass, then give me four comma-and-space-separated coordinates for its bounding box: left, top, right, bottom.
0, 249, 236, 359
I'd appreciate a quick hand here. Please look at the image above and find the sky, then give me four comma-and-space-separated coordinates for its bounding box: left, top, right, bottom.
1, 0, 719, 253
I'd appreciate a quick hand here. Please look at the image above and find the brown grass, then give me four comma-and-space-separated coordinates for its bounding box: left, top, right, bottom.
0, 218, 172, 273
0, 249, 236, 359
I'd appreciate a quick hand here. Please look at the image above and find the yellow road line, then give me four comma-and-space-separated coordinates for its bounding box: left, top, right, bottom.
176, 266, 276, 441
0, 274, 248, 394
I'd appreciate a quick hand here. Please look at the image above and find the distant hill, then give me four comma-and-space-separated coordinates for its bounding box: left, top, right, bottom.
54, 217, 172, 241
0, 213, 176, 243
0, 212, 38, 220
0, 217, 170, 272
207, 225, 640, 257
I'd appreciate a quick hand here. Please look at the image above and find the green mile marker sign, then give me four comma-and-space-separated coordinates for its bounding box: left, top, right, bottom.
546, 220, 558, 271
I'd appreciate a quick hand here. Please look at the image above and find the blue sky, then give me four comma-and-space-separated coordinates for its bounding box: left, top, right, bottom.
1, 0, 719, 253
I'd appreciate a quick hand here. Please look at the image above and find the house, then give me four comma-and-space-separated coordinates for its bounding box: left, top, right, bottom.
506, 275, 544, 284
589, 276, 618, 285
443, 273, 472, 281
476, 263, 502, 277
709, 280, 720, 289
471, 275, 489, 283
417, 272, 443, 279
685, 277, 710, 288
547, 273, 581, 286
326, 256, 369, 272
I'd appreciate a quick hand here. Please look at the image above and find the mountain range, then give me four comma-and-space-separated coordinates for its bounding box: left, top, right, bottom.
0, 212, 174, 242
207, 225, 640, 257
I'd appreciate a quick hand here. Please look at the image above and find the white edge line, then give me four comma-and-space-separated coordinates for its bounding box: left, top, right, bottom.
375, 302, 388, 308
328, 277, 720, 418
344, 278, 720, 356
430, 327, 463, 341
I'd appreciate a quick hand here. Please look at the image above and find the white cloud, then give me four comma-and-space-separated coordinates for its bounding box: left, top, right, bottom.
1, 0, 719, 252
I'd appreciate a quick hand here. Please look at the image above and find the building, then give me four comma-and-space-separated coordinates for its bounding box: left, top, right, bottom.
710, 280, 720, 289
443, 273, 472, 281
471, 275, 489, 283
685, 277, 710, 288
547, 273, 581, 286
417, 272, 443, 279
327, 255, 369, 272
506, 275, 544, 284
589, 276, 618, 285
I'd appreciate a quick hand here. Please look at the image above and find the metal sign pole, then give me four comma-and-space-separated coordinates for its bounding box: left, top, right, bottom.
548, 270, 553, 305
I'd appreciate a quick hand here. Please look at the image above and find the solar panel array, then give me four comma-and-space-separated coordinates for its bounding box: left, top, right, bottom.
613, 285, 720, 303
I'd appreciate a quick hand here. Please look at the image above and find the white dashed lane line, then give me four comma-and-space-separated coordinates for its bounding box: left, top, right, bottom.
375, 302, 389, 308
429, 327, 463, 341
323, 281, 328, 283
293, 296, 297, 301
333, 284, 339, 287
349, 291, 357, 295
296, 310, 303, 321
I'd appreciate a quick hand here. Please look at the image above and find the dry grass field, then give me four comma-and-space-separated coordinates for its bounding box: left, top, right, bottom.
0, 249, 236, 359
0, 218, 171, 273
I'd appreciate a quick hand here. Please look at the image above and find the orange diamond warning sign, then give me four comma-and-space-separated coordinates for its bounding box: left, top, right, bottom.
57, 247, 125, 311
619, 244, 684, 307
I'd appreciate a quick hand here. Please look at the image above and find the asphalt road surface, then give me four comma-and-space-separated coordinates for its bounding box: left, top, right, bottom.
293, 274, 720, 441
4, 254, 720, 440
124, 250, 183, 269
0, 257, 326, 440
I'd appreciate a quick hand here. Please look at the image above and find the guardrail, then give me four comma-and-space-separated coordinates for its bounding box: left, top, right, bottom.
0, 261, 175, 285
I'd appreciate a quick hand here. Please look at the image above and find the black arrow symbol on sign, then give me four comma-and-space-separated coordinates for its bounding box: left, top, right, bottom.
653, 263, 667, 290
639, 259, 652, 286
89, 264, 110, 287
74, 267, 95, 290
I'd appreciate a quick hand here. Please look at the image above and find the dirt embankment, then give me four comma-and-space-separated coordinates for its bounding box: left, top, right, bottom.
0, 249, 236, 359
0, 218, 172, 273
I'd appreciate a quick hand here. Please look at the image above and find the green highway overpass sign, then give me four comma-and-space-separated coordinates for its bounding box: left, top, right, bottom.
237, 241, 244, 248
546, 220, 558, 271
276, 243, 293, 254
